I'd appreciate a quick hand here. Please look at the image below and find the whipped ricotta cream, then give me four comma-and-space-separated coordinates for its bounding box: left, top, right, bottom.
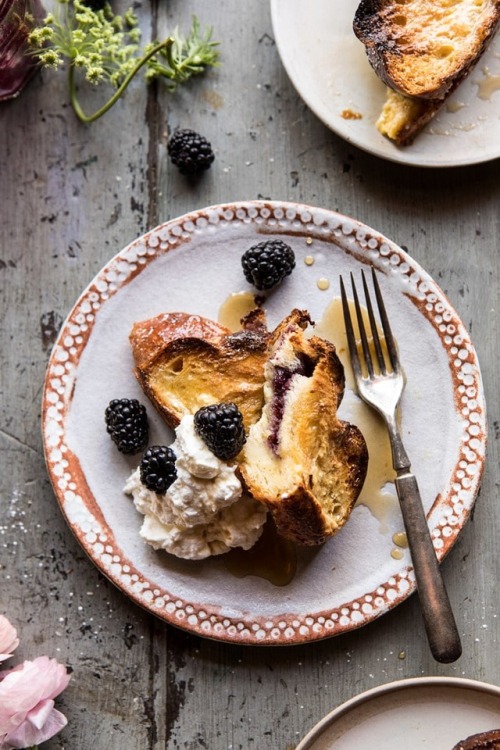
124, 415, 267, 560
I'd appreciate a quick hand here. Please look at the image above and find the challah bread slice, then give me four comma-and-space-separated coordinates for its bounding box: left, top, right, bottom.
239, 310, 368, 546
453, 730, 500, 750
129, 308, 271, 430
354, 0, 500, 100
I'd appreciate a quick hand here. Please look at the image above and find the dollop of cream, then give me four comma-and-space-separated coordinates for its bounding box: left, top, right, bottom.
124, 415, 267, 560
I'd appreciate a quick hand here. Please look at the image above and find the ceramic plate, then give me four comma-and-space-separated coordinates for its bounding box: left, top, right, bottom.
270, 0, 500, 167
42, 201, 486, 645
296, 677, 500, 749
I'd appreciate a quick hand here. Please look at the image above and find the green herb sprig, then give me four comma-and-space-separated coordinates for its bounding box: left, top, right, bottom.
145, 16, 220, 91
29, 0, 220, 123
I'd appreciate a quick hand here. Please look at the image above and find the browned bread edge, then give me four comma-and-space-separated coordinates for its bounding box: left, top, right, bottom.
129, 308, 270, 430
354, 0, 500, 100
239, 312, 368, 545
453, 729, 500, 750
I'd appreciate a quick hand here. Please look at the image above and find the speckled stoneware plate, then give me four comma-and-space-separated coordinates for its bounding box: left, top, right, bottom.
42, 201, 486, 645
271, 0, 500, 167
296, 677, 500, 749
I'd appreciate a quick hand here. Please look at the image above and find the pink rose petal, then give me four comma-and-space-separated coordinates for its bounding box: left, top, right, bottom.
0, 656, 70, 747
2, 706, 67, 749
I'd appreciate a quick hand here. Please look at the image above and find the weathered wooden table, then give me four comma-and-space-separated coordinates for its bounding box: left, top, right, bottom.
1, 1, 499, 748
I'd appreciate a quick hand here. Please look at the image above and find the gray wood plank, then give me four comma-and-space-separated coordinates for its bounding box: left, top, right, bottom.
0, 0, 499, 748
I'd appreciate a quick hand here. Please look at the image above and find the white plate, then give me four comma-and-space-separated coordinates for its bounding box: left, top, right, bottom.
42, 201, 486, 645
296, 677, 500, 749
270, 0, 500, 167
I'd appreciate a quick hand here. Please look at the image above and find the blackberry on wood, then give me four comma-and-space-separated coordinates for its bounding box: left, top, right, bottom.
105, 398, 148, 454
194, 403, 246, 461
167, 129, 215, 175
241, 239, 295, 291
80, 0, 109, 10
140, 445, 178, 495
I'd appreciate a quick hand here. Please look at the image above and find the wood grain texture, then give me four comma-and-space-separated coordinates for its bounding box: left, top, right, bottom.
0, 0, 499, 748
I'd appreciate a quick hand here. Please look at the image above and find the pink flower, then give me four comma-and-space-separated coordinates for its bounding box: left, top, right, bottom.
0, 656, 71, 750
0, 617, 19, 664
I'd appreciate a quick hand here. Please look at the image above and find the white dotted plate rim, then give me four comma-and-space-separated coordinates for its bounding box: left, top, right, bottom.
42, 201, 487, 645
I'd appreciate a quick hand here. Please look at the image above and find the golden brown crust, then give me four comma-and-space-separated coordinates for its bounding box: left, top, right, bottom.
250, 423, 368, 546
130, 312, 228, 373
354, 0, 500, 100
129, 309, 271, 430
452, 730, 500, 750
239, 313, 368, 545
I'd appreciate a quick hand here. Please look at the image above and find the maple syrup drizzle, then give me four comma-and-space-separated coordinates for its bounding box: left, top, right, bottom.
218, 291, 258, 332
223, 517, 297, 586
393, 531, 408, 548
477, 68, 500, 100
390, 531, 408, 561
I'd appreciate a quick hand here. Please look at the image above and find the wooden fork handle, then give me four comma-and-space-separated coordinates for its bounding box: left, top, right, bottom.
395, 471, 462, 664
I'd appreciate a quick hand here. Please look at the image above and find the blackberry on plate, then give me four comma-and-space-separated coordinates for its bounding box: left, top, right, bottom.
194, 403, 246, 461
241, 239, 295, 291
167, 129, 215, 175
140, 446, 178, 495
105, 398, 148, 454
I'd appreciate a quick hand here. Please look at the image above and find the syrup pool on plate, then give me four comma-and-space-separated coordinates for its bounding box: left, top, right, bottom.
224, 517, 297, 586
218, 291, 258, 331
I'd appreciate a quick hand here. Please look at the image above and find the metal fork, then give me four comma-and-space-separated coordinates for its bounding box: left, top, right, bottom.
340, 267, 462, 664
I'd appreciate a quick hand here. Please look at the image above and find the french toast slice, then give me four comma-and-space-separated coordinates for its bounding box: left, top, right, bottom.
129, 308, 271, 430
131, 308, 368, 546
354, 0, 500, 101
452, 730, 500, 750
239, 310, 368, 546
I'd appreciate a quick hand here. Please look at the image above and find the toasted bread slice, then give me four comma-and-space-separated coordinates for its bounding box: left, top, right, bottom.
453, 730, 500, 750
375, 88, 444, 146
354, 0, 500, 101
239, 310, 368, 546
130, 308, 271, 430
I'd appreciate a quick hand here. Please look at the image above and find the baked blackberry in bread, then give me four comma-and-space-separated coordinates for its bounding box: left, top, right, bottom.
239, 310, 368, 546
129, 308, 270, 431
354, 0, 500, 100
452, 729, 500, 750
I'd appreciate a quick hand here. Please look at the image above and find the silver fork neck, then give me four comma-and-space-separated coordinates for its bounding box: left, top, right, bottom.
385, 413, 411, 473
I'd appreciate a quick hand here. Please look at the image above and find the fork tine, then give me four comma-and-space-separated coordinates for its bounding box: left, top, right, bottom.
350, 272, 374, 378
361, 269, 387, 375
371, 267, 400, 373
340, 275, 362, 381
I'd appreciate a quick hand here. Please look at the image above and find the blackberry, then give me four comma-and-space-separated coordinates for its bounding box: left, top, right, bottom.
241, 239, 295, 291
194, 403, 246, 461
140, 446, 177, 495
81, 0, 109, 10
167, 129, 215, 175
105, 398, 148, 454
